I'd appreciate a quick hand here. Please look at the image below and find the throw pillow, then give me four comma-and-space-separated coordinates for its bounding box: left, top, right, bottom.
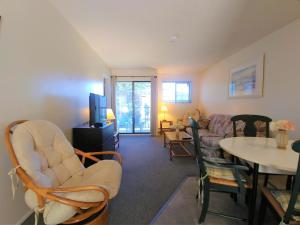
198, 119, 210, 129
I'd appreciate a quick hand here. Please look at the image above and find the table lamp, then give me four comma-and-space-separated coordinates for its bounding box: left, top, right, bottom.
161, 105, 168, 121
106, 108, 116, 122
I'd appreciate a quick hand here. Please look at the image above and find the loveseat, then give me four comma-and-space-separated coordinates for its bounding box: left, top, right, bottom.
186, 114, 234, 157
186, 113, 268, 157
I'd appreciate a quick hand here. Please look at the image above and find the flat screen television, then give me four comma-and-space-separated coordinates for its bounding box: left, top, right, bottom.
89, 93, 107, 127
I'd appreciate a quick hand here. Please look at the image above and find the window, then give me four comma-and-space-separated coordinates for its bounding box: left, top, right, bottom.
162, 81, 192, 103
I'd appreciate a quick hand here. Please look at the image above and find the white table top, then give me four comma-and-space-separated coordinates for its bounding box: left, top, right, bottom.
219, 137, 298, 173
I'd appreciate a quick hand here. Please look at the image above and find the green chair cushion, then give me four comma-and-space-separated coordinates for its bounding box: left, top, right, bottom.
205, 158, 246, 181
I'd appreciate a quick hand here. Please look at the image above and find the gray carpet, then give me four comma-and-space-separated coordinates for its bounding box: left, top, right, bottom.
109, 136, 197, 225
22, 135, 197, 225
152, 177, 282, 225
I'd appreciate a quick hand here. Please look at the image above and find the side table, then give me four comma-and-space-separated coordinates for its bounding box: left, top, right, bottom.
160, 120, 173, 135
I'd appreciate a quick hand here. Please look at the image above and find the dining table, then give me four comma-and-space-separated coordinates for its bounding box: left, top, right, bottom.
219, 136, 298, 225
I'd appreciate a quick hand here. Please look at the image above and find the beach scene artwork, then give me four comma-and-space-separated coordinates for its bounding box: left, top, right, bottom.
229, 55, 264, 98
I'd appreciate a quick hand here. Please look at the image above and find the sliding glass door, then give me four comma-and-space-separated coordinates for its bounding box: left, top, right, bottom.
116, 81, 151, 134
116, 82, 133, 133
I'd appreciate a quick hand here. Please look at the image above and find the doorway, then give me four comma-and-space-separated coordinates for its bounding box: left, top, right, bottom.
116, 81, 151, 134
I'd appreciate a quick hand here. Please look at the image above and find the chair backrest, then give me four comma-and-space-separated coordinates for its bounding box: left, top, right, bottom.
231, 114, 272, 138
189, 118, 207, 175
6, 120, 84, 189
283, 140, 300, 223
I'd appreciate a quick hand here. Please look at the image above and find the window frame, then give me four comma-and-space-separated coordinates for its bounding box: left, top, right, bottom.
162, 81, 192, 103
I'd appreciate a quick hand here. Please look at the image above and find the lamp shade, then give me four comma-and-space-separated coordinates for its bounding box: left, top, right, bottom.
161, 105, 168, 112
106, 108, 116, 120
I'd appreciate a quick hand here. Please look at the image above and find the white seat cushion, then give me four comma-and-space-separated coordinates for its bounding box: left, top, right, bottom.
43, 160, 122, 225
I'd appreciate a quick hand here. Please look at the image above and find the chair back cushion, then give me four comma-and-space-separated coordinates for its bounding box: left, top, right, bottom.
12, 120, 84, 188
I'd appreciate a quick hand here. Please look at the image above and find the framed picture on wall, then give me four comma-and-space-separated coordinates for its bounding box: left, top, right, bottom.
228, 54, 265, 98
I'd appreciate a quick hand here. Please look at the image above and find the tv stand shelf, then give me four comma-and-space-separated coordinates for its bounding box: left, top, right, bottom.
73, 122, 116, 166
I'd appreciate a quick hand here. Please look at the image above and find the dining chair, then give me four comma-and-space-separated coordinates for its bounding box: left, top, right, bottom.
231, 114, 271, 138
190, 118, 252, 224
258, 140, 300, 225
231, 114, 272, 187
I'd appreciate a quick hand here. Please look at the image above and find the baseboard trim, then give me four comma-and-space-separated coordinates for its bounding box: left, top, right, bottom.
15, 210, 33, 225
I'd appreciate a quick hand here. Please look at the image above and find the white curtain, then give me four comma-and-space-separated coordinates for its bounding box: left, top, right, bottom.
151, 76, 158, 136
111, 76, 117, 128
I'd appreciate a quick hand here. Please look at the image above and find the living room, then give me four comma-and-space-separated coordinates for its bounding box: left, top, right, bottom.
1, 1, 300, 225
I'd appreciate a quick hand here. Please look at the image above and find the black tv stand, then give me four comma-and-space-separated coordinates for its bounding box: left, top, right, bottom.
73, 122, 115, 166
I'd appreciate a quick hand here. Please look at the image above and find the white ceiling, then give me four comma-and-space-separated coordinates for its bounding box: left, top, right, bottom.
49, 0, 300, 73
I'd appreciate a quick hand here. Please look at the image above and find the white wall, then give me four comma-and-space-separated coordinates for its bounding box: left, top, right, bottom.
157, 72, 200, 123
0, 0, 111, 224
199, 18, 300, 139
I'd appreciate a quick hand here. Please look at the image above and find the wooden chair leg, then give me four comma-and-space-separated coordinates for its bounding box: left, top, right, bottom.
286, 175, 293, 190
231, 155, 235, 163
198, 185, 209, 224
220, 149, 225, 158
245, 189, 250, 206
196, 180, 202, 200
230, 193, 238, 202
263, 174, 269, 187
234, 193, 238, 202
257, 194, 267, 225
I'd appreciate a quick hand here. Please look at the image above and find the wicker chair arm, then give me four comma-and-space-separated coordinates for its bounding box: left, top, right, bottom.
75, 149, 122, 165
90, 151, 122, 164
75, 149, 100, 164
39, 185, 110, 208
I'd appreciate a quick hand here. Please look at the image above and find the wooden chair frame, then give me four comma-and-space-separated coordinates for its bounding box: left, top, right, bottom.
231, 114, 272, 138
231, 114, 272, 187
190, 118, 251, 224
258, 140, 300, 225
5, 120, 122, 225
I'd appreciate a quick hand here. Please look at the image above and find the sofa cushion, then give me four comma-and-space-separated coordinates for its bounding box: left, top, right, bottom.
201, 135, 223, 148
186, 128, 222, 157
186, 128, 211, 137
198, 119, 210, 129
188, 129, 224, 147
201, 148, 222, 158
208, 114, 233, 137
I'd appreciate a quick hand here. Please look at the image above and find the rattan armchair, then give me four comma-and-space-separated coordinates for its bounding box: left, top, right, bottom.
5, 120, 122, 225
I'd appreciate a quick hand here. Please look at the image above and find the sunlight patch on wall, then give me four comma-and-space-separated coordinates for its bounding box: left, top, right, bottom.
88, 81, 104, 95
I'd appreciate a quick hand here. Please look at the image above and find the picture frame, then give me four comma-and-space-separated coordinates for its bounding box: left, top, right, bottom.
228, 54, 265, 98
